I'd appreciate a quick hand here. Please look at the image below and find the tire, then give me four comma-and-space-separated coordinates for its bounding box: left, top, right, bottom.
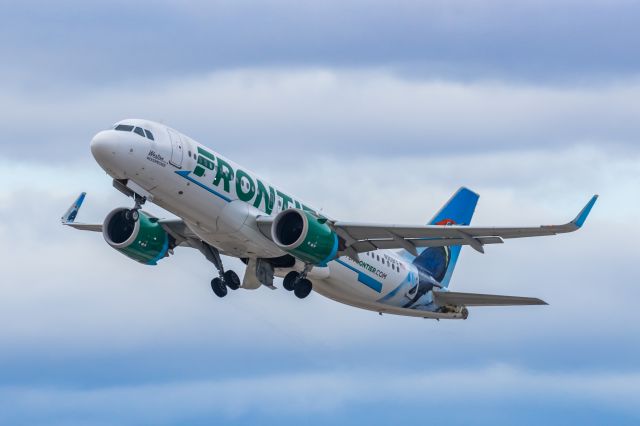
294, 278, 312, 299
223, 270, 241, 290
211, 277, 227, 298
125, 209, 139, 222
283, 271, 299, 291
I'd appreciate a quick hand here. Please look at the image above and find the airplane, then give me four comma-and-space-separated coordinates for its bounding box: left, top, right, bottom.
62, 119, 598, 320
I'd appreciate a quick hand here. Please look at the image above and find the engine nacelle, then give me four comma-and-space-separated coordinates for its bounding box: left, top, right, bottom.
103, 208, 170, 265
271, 209, 338, 266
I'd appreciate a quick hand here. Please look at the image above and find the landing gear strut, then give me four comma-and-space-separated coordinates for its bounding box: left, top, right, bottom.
282, 265, 313, 299
112, 179, 147, 222
196, 241, 240, 298
124, 193, 146, 222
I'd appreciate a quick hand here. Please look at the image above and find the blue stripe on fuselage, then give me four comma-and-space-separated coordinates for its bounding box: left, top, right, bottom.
175, 170, 232, 203
335, 259, 383, 293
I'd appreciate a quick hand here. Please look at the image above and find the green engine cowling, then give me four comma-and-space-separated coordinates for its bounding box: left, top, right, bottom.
271, 209, 339, 266
103, 208, 170, 265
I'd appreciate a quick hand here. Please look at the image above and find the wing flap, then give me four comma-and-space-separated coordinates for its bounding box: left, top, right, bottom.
434, 290, 547, 306
350, 236, 504, 252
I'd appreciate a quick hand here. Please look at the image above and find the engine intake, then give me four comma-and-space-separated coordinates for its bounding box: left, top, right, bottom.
271, 209, 338, 266
103, 208, 170, 265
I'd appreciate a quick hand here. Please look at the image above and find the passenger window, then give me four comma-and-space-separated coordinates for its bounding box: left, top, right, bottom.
144, 129, 155, 140
134, 127, 145, 137
115, 124, 134, 132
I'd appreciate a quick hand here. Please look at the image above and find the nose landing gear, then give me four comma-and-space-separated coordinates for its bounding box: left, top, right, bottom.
124, 193, 146, 222
112, 179, 148, 223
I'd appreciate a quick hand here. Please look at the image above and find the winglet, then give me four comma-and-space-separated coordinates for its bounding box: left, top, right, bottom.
61, 192, 87, 224
571, 195, 598, 228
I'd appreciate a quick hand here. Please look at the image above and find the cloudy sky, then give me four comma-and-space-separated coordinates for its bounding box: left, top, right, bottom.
1, 1, 639, 424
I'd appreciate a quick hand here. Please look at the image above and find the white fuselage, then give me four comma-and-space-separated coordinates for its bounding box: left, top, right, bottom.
90, 119, 461, 319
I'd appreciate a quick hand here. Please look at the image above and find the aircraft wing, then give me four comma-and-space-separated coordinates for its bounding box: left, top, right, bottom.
329, 195, 598, 255
433, 290, 547, 306
157, 218, 201, 247
60, 193, 195, 246
63, 223, 103, 232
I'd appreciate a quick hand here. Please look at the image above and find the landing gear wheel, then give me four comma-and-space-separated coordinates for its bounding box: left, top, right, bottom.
211, 277, 227, 298
283, 271, 299, 291
124, 209, 139, 222
223, 270, 241, 290
293, 278, 312, 299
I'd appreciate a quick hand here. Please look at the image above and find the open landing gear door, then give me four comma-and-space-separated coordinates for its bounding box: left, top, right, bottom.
243, 259, 276, 290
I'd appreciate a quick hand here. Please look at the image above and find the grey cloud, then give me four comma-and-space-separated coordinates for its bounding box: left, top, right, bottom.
2, 0, 640, 87
2, 69, 639, 163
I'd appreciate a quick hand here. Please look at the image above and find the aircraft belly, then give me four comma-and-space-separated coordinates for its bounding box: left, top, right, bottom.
311, 279, 459, 319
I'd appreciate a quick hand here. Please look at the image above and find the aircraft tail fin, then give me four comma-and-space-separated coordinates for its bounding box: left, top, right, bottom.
407, 187, 479, 288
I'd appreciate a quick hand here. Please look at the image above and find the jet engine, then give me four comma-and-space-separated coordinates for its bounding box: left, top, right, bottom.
102, 208, 171, 265
271, 209, 339, 266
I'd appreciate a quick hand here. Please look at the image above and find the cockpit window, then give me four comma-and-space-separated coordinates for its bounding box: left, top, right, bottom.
114, 124, 154, 141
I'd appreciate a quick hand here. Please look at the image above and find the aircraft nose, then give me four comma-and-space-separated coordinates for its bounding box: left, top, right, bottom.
90, 130, 117, 162
90, 130, 129, 178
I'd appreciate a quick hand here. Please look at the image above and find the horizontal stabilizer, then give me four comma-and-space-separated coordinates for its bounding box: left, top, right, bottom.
433, 290, 547, 307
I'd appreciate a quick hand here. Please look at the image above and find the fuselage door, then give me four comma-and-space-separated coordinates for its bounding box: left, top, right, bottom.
167, 128, 183, 168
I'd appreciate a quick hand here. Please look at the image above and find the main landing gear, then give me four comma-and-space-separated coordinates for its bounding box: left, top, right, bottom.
204, 244, 240, 298
282, 267, 313, 299
211, 270, 241, 298
189, 239, 241, 299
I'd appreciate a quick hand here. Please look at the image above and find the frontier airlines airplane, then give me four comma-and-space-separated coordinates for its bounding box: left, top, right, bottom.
62, 119, 597, 320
